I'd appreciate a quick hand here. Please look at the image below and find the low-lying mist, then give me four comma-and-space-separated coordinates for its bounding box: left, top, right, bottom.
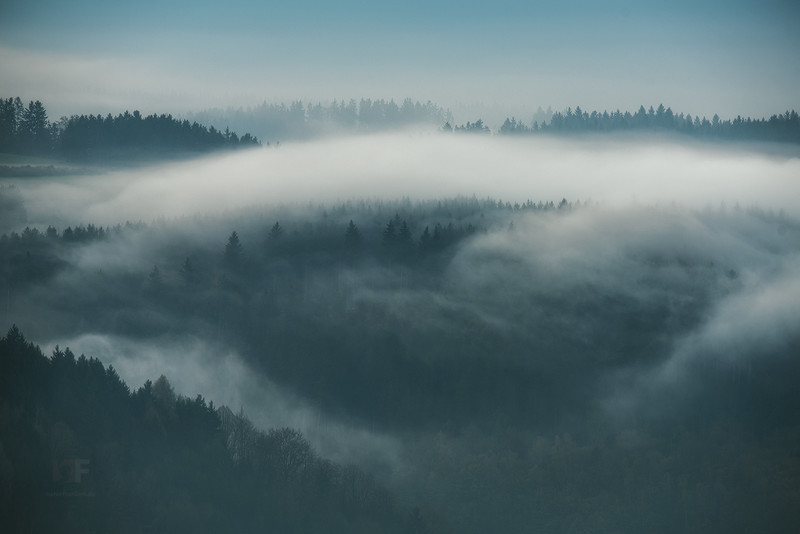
6, 133, 800, 230
3, 133, 799, 532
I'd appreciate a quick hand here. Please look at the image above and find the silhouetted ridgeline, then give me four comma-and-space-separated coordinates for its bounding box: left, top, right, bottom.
0, 97, 259, 160
497, 104, 800, 143
195, 99, 800, 144
187, 98, 450, 142
3, 97, 798, 154
0, 326, 442, 533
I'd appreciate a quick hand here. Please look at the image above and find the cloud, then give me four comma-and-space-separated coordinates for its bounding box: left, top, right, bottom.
659, 259, 800, 380
594, 212, 800, 419
7, 133, 799, 471
7, 134, 800, 232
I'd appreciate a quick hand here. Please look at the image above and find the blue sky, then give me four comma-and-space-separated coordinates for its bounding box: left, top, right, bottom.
1, 0, 798, 121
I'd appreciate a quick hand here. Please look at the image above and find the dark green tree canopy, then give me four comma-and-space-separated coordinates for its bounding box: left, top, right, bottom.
224, 230, 243, 265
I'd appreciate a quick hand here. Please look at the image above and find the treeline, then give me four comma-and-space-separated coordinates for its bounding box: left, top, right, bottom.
441, 119, 490, 134
189, 98, 800, 145
0, 219, 147, 289
0, 195, 576, 293
496, 104, 800, 143
0, 97, 259, 160
0, 326, 444, 533
4, 96, 798, 154
187, 98, 451, 142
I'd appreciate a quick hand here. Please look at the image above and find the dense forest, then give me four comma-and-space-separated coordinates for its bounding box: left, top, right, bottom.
187, 98, 450, 143
0, 97, 259, 161
3, 0, 798, 528
0, 326, 442, 533
1, 94, 798, 533
189, 98, 800, 144
3, 97, 799, 160
2, 185, 799, 532
496, 104, 800, 143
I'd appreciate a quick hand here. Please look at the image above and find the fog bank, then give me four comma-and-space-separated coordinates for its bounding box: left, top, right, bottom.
6, 134, 800, 231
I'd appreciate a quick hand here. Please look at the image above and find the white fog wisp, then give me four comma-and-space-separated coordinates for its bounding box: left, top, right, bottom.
7, 134, 800, 231
43, 333, 403, 474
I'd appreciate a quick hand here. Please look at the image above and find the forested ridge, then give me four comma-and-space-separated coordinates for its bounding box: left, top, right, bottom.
2, 191, 800, 532
187, 99, 800, 144
187, 98, 450, 143
0, 97, 259, 161
0, 326, 443, 533
496, 104, 800, 143
188, 99, 800, 144
3, 96, 799, 162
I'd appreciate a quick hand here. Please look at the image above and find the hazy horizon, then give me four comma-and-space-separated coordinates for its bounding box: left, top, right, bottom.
2, 1, 799, 122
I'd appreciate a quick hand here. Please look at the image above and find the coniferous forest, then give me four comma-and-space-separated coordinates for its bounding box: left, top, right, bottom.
497, 104, 800, 143
2, 96, 799, 167
3, 0, 799, 531
2, 179, 800, 532
1, 92, 799, 533
0, 326, 431, 533
0, 97, 259, 162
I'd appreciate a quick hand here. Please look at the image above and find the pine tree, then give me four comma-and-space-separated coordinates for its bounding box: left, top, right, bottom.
224, 231, 243, 266
345, 220, 361, 250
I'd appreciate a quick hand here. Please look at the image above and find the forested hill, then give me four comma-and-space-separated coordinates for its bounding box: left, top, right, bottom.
0, 97, 260, 161
190, 100, 800, 145
2, 196, 800, 532
0, 326, 441, 533
188, 98, 450, 143
3, 97, 798, 156
496, 104, 800, 143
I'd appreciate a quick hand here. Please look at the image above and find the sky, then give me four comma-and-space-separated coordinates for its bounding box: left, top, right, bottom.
1, 0, 798, 121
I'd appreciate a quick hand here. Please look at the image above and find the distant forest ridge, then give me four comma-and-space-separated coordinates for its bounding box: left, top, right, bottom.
186, 98, 451, 142
182, 99, 800, 144
494, 104, 800, 143
0, 97, 260, 161
2, 97, 799, 161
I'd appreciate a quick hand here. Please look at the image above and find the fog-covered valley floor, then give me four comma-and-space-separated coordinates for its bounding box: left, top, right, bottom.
2, 134, 800, 532
4, 133, 800, 228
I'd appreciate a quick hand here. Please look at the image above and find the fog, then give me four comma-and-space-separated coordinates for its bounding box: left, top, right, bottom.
3, 133, 800, 531
7, 135, 799, 424
604, 253, 800, 419
3, 2, 798, 121
4, 0, 800, 528
7, 134, 800, 231
42, 333, 402, 475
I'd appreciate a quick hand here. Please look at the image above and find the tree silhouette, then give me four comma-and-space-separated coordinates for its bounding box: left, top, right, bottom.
382, 218, 397, 246
344, 220, 362, 250
269, 221, 283, 240
148, 264, 162, 287
398, 220, 412, 245
418, 226, 432, 251
180, 257, 197, 285
266, 427, 314, 484
224, 231, 243, 266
